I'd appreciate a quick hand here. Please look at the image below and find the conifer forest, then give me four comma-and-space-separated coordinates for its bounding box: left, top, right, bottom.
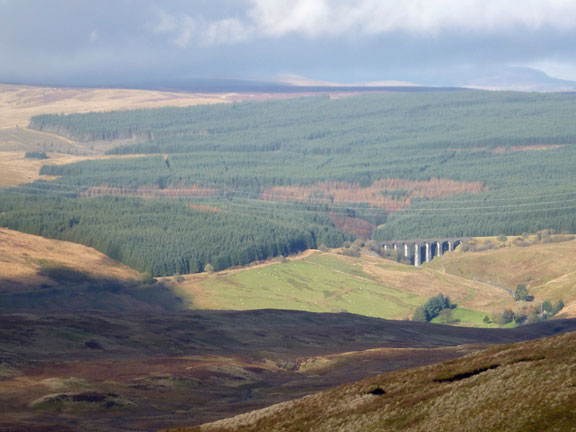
3, 90, 576, 275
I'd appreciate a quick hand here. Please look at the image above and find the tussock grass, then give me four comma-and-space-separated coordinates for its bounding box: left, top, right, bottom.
173, 331, 576, 432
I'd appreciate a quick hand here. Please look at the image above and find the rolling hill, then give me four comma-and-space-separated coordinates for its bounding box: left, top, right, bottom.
0, 151, 150, 188
2, 310, 575, 432
0, 227, 140, 283
171, 251, 511, 324
2, 228, 573, 323
0, 228, 181, 311
1, 224, 576, 431
427, 235, 576, 318
174, 329, 576, 432
167, 236, 576, 324
0, 83, 235, 188
0, 84, 231, 129
3, 91, 576, 276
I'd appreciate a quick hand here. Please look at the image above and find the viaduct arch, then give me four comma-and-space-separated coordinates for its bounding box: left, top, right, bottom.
379, 237, 467, 266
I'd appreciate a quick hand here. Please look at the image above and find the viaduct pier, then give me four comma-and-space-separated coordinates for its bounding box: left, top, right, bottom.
379, 237, 468, 266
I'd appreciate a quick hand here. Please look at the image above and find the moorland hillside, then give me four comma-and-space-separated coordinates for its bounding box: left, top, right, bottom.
2, 309, 575, 432
178, 329, 576, 432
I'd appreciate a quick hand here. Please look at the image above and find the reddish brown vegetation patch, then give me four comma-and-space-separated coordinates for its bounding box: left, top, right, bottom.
80, 184, 217, 199
490, 144, 564, 153
329, 214, 375, 239
451, 144, 564, 154
261, 178, 484, 214
23, 355, 256, 384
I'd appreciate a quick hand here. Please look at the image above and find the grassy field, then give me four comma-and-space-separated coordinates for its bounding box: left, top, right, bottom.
0, 151, 150, 188
0, 84, 234, 178
169, 237, 576, 324
0, 84, 232, 129
171, 250, 514, 323
185, 255, 425, 319
3, 227, 574, 322
427, 237, 576, 318
428, 307, 516, 328
0, 126, 78, 153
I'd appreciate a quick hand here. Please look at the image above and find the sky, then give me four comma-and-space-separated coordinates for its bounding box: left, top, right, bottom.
2, 0, 576, 87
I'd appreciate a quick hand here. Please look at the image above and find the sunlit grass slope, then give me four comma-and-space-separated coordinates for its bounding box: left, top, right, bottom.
427, 237, 576, 317
172, 251, 513, 323
184, 255, 425, 319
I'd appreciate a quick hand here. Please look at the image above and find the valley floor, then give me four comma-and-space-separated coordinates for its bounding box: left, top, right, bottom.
1, 310, 575, 432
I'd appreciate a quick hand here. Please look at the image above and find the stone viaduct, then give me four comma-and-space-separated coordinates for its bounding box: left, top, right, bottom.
378, 237, 468, 266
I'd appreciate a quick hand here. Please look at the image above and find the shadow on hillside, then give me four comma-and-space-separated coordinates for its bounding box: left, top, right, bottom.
0, 274, 184, 312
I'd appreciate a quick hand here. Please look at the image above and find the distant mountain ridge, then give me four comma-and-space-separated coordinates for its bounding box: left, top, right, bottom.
2, 77, 463, 94
464, 67, 576, 92
4, 66, 575, 93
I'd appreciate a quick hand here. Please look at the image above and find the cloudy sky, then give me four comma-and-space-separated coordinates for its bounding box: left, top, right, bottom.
2, 0, 576, 86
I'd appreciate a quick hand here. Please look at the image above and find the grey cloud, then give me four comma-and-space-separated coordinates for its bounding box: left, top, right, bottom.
155, 0, 576, 47
152, 10, 253, 47
1, 0, 576, 85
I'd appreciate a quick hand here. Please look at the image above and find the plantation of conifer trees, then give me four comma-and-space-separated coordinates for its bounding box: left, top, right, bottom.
1, 90, 576, 275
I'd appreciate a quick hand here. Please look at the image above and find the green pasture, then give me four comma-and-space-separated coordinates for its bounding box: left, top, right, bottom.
196, 255, 425, 319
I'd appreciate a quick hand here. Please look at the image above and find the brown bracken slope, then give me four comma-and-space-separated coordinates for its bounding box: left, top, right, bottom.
2, 310, 575, 432
175, 329, 576, 432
